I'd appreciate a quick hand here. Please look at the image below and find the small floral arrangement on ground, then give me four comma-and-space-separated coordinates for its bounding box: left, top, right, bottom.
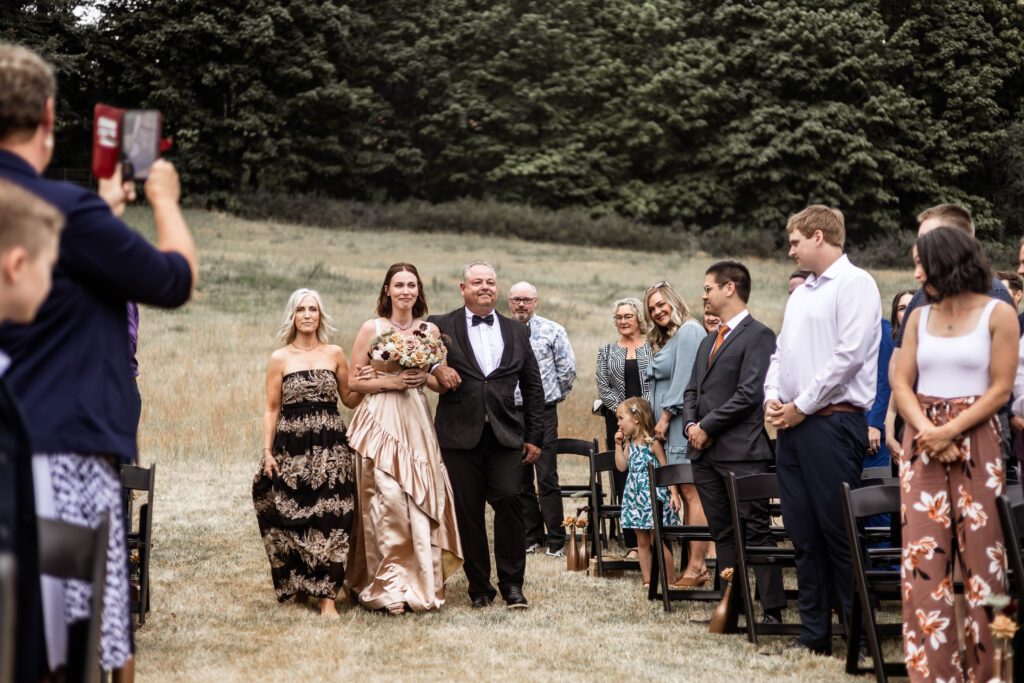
369, 324, 447, 369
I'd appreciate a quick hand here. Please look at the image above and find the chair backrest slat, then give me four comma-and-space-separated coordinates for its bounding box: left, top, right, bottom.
652, 462, 694, 488
732, 472, 780, 502
845, 484, 900, 519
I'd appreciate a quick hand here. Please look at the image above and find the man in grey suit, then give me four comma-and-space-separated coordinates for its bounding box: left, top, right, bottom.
683, 260, 785, 624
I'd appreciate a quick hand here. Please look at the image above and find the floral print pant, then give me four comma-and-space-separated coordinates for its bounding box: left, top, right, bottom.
900, 396, 1006, 682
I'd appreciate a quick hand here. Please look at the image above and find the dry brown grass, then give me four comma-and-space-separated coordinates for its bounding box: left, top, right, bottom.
127, 207, 921, 681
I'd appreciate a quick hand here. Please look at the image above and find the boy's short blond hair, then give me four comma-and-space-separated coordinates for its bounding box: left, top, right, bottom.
0, 179, 64, 255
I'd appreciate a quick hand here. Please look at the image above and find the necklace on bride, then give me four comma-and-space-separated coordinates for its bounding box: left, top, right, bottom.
388, 317, 416, 331
292, 340, 319, 351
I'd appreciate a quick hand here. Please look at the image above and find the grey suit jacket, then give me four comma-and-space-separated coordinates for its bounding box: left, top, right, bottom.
681, 314, 775, 462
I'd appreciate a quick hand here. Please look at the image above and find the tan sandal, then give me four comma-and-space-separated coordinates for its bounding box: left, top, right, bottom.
385, 602, 405, 615
671, 570, 711, 589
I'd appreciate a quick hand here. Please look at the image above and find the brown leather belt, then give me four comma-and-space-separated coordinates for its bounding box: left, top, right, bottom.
816, 402, 864, 417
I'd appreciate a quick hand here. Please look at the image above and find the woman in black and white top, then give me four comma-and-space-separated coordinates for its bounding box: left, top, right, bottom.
596, 297, 653, 557
596, 297, 653, 446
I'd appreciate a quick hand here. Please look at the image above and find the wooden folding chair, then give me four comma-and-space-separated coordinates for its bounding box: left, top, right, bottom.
647, 462, 722, 612
121, 463, 156, 626
38, 517, 109, 683
0, 552, 14, 683
589, 450, 639, 576
840, 482, 905, 682
725, 471, 800, 643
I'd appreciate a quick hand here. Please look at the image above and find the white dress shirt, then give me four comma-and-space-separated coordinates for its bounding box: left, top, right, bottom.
465, 307, 504, 376
711, 309, 749, 356
764, 254, 882, 413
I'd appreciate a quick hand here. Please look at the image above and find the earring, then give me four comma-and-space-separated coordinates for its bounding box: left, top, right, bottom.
43, 134, 54, 149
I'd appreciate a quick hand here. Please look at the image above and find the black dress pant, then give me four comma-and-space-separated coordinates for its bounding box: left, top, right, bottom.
776, 413, 866, 650
520, 404, 564, 550
691, 456, 785, 611
604, 411, 637, 548
442, 423, 526, 600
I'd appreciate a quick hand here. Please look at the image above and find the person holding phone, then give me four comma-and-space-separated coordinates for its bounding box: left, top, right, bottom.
0, 43, 197, 681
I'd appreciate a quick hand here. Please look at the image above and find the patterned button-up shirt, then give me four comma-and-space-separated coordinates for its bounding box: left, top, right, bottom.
515, 314, 576, 405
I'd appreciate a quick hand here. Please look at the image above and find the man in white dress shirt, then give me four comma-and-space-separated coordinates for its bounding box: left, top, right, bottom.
764, 206, 881, 656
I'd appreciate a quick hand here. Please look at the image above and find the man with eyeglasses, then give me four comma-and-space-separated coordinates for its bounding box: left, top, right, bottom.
683, 260, 785, 627
509, 281, 577, 557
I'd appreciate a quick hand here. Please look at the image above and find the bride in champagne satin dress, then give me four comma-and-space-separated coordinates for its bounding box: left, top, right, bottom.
345, 264, 462, 614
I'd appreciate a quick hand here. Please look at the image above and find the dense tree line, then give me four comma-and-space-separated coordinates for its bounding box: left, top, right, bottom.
5, 0, 1024, 247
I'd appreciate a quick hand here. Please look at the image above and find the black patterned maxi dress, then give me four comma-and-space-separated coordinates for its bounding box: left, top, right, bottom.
253, 369, 356, 600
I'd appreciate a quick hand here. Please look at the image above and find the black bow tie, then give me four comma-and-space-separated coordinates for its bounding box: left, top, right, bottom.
472, 313, 495, 327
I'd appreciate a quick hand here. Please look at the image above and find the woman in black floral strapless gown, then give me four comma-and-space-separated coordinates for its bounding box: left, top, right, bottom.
253, 288, 363, 616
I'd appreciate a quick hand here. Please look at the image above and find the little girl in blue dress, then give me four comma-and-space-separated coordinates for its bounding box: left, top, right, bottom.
615, 397, 682, 587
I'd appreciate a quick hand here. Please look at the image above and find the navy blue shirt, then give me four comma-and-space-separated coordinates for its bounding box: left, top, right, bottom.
0, 150, 192, 462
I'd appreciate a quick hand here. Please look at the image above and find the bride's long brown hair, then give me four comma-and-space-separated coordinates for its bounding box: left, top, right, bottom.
376, 263, 428, 319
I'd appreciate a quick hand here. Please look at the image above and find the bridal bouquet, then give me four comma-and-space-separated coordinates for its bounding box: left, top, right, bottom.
369, 324, 447, 370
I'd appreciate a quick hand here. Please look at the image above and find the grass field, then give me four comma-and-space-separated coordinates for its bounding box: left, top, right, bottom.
126, 206, 928, 681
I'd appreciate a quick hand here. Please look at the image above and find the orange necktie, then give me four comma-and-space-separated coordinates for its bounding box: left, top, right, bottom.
709, 324, 730, 361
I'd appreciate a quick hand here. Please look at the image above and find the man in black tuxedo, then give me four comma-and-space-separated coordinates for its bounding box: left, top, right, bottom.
683, 260, 785, 624
428, 260, 545, 609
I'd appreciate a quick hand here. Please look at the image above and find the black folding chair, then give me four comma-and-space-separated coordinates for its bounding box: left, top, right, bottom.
555, 438, 598, 500
861, 466, 896, 484
647, 462, 722, 612
122, 463, 155, 626
38, 517, 109, 683
0, 552, 14, 683
996, 485, 1024, 674
589, 450, 639, 576
840, 482, 905, 682
726, 471, 800, 643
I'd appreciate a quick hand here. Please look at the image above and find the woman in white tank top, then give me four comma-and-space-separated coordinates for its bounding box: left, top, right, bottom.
892, 227, 1018, 682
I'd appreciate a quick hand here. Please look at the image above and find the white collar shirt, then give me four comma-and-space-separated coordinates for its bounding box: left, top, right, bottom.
465, 307, 504, 376
0, 350, 9, 378
719, 309, 749, 341
763, 254, 882, 413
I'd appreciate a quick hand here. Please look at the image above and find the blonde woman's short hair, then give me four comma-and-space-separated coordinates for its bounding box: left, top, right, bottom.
611, 297, 648, 334
277, 288, 336, 345
644, 282, 690, 352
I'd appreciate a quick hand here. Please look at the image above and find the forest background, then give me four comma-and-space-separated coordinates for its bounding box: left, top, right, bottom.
4, 0, 1024, 264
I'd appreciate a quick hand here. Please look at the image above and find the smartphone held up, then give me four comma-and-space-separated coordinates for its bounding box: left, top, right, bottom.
91, 104, 171, 181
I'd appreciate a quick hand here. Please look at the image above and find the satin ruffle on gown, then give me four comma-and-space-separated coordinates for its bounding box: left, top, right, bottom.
345, 361, 463, 611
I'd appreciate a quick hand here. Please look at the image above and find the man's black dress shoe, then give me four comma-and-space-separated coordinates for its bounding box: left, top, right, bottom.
503, 586, 529, 609
471, 595, 493, 609
782, 639, 831, 656
761, 613, 782, 625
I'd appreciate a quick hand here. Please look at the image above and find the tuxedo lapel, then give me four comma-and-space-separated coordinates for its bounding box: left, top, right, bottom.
495, 313, 516, 370
704, 315, 753, 376
451, 308, 484, 377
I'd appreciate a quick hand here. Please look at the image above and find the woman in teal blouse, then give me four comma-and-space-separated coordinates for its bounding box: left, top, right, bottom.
644, 281, 711, 587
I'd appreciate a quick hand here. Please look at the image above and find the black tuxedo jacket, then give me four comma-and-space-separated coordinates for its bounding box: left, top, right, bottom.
682, 314, 775, 462
428, 308, 545, 451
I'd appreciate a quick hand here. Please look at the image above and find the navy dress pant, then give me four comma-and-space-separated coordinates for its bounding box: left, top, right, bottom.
776, 412, 866, 651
